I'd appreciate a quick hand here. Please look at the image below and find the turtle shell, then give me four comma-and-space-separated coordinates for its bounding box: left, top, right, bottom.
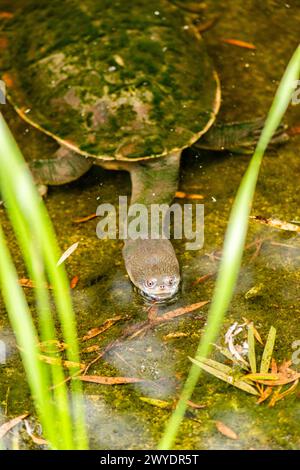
0, 0, 220, 161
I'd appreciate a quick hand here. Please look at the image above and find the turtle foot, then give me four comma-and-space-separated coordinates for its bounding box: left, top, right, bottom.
195, 118, 289, 154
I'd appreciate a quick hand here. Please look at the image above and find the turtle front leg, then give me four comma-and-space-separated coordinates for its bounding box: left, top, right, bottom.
123, 151, 181, 301
194, 118, 289, 154
29, 146, 93, 186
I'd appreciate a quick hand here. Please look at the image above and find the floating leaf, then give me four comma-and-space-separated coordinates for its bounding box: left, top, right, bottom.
260, 326, 276, 373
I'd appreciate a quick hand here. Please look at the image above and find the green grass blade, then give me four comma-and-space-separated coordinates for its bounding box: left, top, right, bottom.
158, 45, 300, 450
0, 179, 75, 448
0, 225, 58, 446
0, 113, 88, 449
260, 326, 276, 374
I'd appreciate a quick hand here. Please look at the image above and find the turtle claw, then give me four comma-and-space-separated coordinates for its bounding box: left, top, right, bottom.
37, 184, 48, 198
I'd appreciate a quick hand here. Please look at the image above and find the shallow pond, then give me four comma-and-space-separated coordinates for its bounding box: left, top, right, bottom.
0, 0, 300, 449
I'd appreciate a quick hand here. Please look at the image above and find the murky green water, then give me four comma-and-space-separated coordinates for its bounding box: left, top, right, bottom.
0, 0, 300, 449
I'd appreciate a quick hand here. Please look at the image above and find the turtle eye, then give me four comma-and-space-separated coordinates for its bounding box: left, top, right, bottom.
145, 279, 156, 289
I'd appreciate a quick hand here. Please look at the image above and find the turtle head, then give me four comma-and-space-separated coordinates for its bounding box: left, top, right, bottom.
123, 238, 180, 302
141, 273, 180, 301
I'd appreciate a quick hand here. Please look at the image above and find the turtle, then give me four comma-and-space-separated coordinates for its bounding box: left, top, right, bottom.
0, 0, 288, 301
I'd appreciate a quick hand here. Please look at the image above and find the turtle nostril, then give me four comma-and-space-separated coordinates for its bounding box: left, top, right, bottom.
160, 285, 165, 290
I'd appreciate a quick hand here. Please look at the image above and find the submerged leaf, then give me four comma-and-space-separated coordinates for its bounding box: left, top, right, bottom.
242, 318, 263, 345
189, 357, 259, 395
260, 326, 276, 373
0, 413, 29, 439
221, 38, 256, 49
215, 420, 239, 440
159, 301, 209, 322
192, 272, 215, 286
76, 375, 146, 385
19, 278, 52, 289
175, 191, 204, 200
0, 12, 14, 19
82, 315, 123, 341
256, 386, 273, 404
268, 379, 299, 407
139, 397, 170, 409
251, 373, 300, 386
244, 373, 279, 381
247, 324, 256, 373
163, 332, 189, 340
24, 420, 47, 446
70, 275, 79, 288
250, 216, 300, 233
81, 345, 100, 354
56, 242, 79, 266
187, 400, 207, 409
38, 339, 68, 354
73, 213, 97, 223
38, 354, 85, 370
213, 344, 249, 370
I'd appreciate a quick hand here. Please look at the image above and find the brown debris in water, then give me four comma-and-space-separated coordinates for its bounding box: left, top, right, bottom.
70, 275, 79, 288
76, 375, 147, 385
0, 413, 29, 439
19, 278, 52, 289
82, 315, 124, 341
215, 420, 239, 440
73, 213, 97, 223
221, 38, 256, 49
